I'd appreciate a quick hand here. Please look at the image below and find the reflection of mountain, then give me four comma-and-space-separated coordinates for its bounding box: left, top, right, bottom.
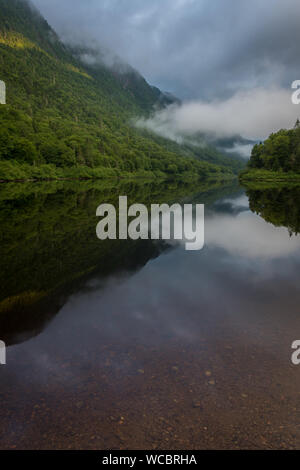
0, 179, 237, 346
247, 186, 300, 235
0, 238, 163, 346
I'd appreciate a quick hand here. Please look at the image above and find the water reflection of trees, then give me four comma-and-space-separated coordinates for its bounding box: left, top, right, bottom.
247, 187, 300, 236
0, 179, 237, 345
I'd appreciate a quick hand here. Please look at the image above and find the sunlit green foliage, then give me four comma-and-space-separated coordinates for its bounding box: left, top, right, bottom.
0, 0, 237, 181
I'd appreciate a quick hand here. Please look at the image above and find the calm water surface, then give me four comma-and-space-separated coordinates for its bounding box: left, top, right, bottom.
0, 180, 300, 449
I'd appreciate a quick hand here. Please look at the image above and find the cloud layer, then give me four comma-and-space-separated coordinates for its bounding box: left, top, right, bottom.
32, 0, 300, 100
30, 0, 300, 142
137, 87, 300, 141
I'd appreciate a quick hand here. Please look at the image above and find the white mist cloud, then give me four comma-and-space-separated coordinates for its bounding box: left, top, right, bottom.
137, 87, 300, 141
30, 1, 300, 145
224, 144, 254, 159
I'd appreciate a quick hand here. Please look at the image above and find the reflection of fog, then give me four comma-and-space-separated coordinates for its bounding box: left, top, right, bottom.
4, 188, 300, 451
4, 188, 300, 394
54, 193, 300, 350
221, 194, 249, 209
206, 211, 300, 259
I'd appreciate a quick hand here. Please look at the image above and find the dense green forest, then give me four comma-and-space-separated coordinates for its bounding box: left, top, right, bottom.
0, 0, 242, 182
241, 121, 300, 181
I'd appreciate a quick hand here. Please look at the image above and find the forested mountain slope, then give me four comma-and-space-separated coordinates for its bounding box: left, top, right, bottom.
0, 0, 239, 181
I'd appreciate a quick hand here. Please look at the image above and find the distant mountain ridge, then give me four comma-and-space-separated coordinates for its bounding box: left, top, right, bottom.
0, 0, 240, 181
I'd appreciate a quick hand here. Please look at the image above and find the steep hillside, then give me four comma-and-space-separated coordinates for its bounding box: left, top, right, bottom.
0, 0, 236, 181
70, 45, 178, 113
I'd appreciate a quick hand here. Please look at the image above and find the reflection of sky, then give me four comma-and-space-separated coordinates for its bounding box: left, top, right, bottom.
3, 190, 300, 448
207, 211, 300, 259
6, 190, 300, 353
206, 192, 300, 259
220, 194, 249, 209
10, 190, 300, 353
40, 191, 300, 348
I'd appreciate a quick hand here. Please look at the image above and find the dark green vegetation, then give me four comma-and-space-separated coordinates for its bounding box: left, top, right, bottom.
0, 0, 242, 182
239, 168, 300, 183
240, 121, 300, 182
247, 185, 300, 236
0, 178, 239, 344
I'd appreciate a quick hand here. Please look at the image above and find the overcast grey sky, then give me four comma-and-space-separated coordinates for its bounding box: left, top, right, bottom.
31, 0, 300, 100
30, 0, 300, 141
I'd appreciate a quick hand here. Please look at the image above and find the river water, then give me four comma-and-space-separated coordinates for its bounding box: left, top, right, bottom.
0, 180, 300, 449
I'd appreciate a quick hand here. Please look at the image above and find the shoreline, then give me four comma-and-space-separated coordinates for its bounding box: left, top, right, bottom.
239, 169, 300, 185
0, 173, 237, 185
